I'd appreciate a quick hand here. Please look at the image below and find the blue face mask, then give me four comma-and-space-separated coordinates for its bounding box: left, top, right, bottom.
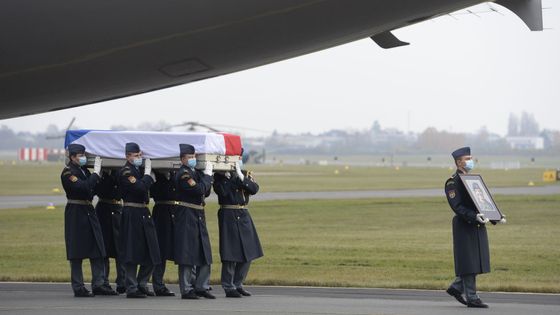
238, 160, 243, 170
187, 158, 197, 169
132, 158, 143, 167
464, 159, 475, 172
78, 156, 87, 166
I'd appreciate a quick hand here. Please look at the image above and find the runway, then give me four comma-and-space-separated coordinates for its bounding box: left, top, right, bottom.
0, 185, 558, 209
0, 282, 558, 315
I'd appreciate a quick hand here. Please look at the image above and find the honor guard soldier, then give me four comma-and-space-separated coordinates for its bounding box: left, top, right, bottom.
173, 144, 215, 299
444, 147, 505, 308
150, 170, 177, 296
213, 159, 263, 298
118, 142, 162, 298
94, 169, 126, 294
61, 144, 115, 297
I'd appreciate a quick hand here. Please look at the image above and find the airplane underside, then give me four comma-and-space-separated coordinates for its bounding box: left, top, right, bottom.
0, 0, 543, 119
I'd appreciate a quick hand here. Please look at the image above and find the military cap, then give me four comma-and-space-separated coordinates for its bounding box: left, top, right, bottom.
179, 143, 195, 155
125, 142, 140, 154
67, 143, 85, 155
451, 147, 471, 160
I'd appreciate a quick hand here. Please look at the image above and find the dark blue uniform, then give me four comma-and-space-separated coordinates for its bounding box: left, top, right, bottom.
173, 164, 213, 294
61, 162, 105, 294
118, 161, 161, 294
150, 171, 176, 294
445, 170, 490, 303
94, 170, 125, 291
214, 170, 262, 294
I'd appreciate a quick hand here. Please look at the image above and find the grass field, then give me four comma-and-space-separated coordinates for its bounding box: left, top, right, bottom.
1, 195, 558, 293
0, 163, 556, 195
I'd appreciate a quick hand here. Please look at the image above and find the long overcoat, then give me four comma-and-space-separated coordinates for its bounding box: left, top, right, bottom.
94, 170, 122, 258
61, 162, 105, 260
213, 171, 263, 262
118, 162, 161, 266
150, 171, 176, 261
445, 170, 491, 276
173, 165, 212, 266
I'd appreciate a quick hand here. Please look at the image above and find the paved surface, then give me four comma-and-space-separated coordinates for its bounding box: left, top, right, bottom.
0, 282, 558, 315
0, 185, 558, 209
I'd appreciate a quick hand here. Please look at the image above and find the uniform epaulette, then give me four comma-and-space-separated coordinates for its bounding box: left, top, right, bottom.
122, 167, 131, 176
445, 177, 455, 186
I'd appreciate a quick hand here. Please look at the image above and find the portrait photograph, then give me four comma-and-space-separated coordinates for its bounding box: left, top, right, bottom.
459, 174, 504, 221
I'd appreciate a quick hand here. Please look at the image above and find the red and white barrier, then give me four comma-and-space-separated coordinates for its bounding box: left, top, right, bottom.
18, 148, 49, 161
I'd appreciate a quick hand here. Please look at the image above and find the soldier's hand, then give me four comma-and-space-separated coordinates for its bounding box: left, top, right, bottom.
235, 161, 244, 181
93, 156, 102, 175
476, 213, 489, 224
203, 162, 213, 176
144, 158, 152, 175
499, 215, 507, 224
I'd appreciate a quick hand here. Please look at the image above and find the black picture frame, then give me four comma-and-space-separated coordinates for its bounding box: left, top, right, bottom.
459, 174, 504, 221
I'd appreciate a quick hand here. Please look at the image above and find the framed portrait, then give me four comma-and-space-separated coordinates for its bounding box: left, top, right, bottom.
458, 174, 504, 221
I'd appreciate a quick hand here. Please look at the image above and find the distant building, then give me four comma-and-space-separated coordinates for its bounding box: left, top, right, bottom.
505, 137, 544, 150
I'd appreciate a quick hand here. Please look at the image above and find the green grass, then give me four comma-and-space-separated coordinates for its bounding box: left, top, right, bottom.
0, 163, 556, 195
1, 195, 559, 293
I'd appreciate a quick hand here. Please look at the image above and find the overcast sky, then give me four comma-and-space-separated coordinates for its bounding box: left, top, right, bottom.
1, 2, 558, 137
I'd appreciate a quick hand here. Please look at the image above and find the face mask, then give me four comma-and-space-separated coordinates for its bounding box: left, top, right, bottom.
78, 156, 87, 166
187, 158, 197, 169
238, 160, 243, 170
132, 158, 143, 167
464, 159, 474, 172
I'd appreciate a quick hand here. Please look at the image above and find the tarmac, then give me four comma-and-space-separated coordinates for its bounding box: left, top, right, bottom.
0, 185, 559, 209
0, 282, 558, 315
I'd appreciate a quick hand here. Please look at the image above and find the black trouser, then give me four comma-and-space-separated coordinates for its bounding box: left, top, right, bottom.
449, 274, 479, 302
221, 261, 251, 291
124, 263, 154, 294
70, 258, 105, 292
178, 264, 210, 294
103, 257, 126, 289
152, 261, 168, 291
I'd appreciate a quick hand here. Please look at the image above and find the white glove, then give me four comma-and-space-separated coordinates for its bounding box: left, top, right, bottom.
93, 156, 102, 175
235, 161, 244, 181
476, 213, 489, 224
498, 215, 507, 224
150, 171, 156, 182
144, 158, 151, 175
203, 162, 213, 176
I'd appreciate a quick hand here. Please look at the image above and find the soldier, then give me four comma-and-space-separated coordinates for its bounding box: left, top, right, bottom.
94, 169, 126, 294
118, 142, 161, 298
61, 144, 116, 297
173, 144, 215, 299
150, 170, 177, 296
213, 159, 263, 298
444, 147, 505, 308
